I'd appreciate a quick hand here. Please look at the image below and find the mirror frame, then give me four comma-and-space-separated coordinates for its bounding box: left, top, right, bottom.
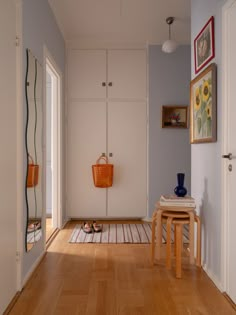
25, 49, 43, 251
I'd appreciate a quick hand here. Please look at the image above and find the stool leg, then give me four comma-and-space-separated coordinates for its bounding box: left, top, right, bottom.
166, 217, 172, 269
188, 211, 195, 264
151, 211, 157, 264
195, 215, 201, 267
175, 224, 182, 278
156, 209, 163, 260
174, 225, 177, 256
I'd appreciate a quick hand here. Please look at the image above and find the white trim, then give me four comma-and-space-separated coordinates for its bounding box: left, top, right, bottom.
43, 46, 63, 243
146, 43, 149, 220
61, 218, 69, 229
16, 0, 23, 291
221, 0, 236, 294
202, 264, 224, 293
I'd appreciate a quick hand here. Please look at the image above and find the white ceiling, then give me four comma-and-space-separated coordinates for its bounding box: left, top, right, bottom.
48, 0, 191, 45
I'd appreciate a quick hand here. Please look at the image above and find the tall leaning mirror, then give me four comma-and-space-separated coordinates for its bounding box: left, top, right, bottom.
25, 49, 43, 251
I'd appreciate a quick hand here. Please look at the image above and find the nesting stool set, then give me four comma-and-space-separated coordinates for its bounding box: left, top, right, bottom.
151, 202, 201, 278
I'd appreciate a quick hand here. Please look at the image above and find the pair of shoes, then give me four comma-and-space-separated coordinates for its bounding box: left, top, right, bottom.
82, 221, 103, 233
27, 221, 41, 233
92, 221, 102, 233
82, 222, 93, 234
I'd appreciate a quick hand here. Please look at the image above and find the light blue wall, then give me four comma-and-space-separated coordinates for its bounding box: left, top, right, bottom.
22, 0, 65, 280
191, 0, 225, 288
23, 0, 64, 70
148, 45, 191, 218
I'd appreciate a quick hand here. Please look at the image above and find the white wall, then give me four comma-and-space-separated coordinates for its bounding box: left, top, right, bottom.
22, 0, 65, 281
191, 0, 225, 288
0, 2, 17, 313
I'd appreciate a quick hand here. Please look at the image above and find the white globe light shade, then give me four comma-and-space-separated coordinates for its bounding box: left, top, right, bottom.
162, 39, 178, 53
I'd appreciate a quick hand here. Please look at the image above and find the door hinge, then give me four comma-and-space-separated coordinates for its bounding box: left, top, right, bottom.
16, 251, 21, 263
15, 36, 20, 47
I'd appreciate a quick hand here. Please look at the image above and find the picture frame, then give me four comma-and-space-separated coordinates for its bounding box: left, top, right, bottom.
162, 105, 189, 129
190, 63, 217, 144
194, 16, 215, 74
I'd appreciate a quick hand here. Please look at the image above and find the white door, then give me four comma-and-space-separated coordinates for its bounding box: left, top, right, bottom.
67, 101, 107, 217
0, 0, 17, 313
68, 49, 106, 99
222, 0, 236, 304
107, 50, 147, 100
107, 101, 147, 217
66, 49, 147, 218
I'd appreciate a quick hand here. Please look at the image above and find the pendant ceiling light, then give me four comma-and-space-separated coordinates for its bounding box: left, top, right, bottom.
162, 17, 178, 53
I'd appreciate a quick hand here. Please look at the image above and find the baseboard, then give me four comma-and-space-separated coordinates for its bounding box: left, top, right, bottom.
142, 216, 152, 222
3, 291, 21, 315
22, 251, 46, 287
46, 228, 60, 249
222, 292, 236, 311
202, 264, 224, 292
68, 217, 148, 221
61, 218, 69, 228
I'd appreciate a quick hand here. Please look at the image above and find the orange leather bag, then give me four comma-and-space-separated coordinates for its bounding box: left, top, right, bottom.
27, 155, 39, 188
92, 155, 113, 188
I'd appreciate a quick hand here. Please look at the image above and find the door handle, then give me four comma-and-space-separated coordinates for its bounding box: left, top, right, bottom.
222, 153, 232, 160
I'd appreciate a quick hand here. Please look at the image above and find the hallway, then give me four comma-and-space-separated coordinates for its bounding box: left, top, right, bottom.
9, 221, 236, 315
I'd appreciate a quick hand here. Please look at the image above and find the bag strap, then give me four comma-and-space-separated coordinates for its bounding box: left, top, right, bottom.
28, 154, 34, 165
96, 155, 108, 164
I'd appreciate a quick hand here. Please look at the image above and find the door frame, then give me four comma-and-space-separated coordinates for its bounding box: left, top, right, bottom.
43, 46, 63, 233
221, 0, 236, 293
16, 0, 23, 291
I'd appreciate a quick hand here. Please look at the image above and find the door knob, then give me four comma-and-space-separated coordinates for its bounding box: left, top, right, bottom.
108, 82, 113, 87
222, 153, 232, 160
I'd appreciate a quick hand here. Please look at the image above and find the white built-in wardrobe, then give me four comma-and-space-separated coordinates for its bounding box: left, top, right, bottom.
67, 49, 147, 218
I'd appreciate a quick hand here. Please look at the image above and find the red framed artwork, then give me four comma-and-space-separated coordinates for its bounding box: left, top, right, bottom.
194, 16, 215, 74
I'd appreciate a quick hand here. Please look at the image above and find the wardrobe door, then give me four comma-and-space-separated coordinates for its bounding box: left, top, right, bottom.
107, 101, 147, 217
68, 49, 107, 99
67, 101, 107, 217
107, 49, 147, 100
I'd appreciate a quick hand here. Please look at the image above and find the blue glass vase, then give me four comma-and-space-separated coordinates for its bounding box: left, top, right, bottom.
174, 173, 187, 197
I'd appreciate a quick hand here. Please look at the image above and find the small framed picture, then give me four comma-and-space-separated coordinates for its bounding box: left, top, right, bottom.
162, 105, 189, 129
190, 63, 217, 144
194, 16, 215, 74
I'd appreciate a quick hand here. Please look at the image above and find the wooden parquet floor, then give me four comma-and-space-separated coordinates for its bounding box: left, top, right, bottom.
9, 220, 236, 315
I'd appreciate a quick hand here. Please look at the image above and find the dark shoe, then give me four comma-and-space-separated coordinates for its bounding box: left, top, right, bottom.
82, 222, 92, 233
92, 221, 102, 233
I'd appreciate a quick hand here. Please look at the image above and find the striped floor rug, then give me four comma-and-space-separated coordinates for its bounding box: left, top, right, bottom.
27, 229, 42, 243
69, 223, 189, 244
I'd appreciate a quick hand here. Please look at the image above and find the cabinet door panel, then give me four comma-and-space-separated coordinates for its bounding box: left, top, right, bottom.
67, 101, 106, 217
107, 50, 146, 100
107, 102, 147, 217
68, 50, 106, 99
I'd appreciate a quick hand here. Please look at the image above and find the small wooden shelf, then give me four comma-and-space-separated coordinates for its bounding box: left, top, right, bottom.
162, 105, 189, 129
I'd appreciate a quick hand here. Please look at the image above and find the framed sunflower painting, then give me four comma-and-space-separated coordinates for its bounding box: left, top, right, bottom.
190, 63, 217, 143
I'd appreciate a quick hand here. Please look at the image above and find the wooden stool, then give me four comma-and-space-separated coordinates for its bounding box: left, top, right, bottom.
151, 203, 196, 265
162, 211, 192, 270
151, 208, 201, 278
163, 212, 201, 278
